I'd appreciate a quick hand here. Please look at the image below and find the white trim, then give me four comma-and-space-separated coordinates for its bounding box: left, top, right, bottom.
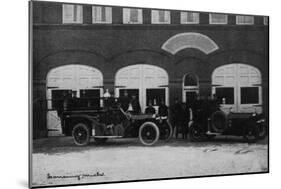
236, 15, 254, 25
182, 73, 199, 103
161, 32, 219, 55
180, 12, 199, 24
209, 13, 228, 24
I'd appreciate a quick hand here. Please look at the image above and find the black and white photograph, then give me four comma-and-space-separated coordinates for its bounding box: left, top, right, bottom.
29, 0, 269, 188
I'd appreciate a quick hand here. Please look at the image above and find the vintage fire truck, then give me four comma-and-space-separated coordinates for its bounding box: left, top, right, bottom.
188, 99, 268, 142
58, 97, 173, 146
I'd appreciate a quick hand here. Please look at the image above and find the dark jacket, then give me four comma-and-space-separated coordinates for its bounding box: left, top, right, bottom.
119, 96, 130, 111
131, 99, 141, 114
171, 102, 182, 119
145, 106, 156, 114
158, 104, 168, 117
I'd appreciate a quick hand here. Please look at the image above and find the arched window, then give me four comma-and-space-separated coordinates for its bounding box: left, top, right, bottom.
184, 73, 198, 87
182, 73, 199, 103
115, 64, 169, 113
212, 63, 262, 113
46, 65, 103, 136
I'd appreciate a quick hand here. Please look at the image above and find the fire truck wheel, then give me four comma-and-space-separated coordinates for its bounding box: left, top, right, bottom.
189, 123, 207, 142
257, 123, 268, 140
72, 123, 90, 146
139, 122, 160, 146
243, 122, 259, 143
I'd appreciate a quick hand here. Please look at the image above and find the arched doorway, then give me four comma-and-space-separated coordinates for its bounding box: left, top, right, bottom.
46, 65, 103, 136
212, 63, 262, 113
115, 64, 169, 113
182, 73, 199, 105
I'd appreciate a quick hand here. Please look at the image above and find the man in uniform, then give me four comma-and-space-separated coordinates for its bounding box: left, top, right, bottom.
145, 100, 156, 115
119, 90, 130, 111
158, 99, 168, 117
70, 91, 79, 110
131, 94, 141, 114
171, 98, 187, 139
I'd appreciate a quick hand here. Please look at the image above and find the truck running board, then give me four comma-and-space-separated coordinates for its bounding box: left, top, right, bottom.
94, 136, 123, 139
206, 131, 222, 136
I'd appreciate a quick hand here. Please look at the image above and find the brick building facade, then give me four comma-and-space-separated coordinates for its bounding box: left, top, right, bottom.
31, 1, 269, 138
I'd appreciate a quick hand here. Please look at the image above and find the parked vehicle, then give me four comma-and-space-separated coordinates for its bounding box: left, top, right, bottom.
59, 97, 173, 146
189, 99, 268, 142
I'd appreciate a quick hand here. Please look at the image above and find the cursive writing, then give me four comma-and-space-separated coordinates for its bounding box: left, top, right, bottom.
47, 172, 105, 180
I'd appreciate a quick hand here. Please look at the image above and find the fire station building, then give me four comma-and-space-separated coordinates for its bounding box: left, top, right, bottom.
31, 1, 269, 138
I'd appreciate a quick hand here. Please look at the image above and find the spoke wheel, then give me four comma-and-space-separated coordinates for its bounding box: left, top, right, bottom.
257, 124, 268, 140
72, 123, 90, 146
189, 123, 206, 142
139, 122, 160, 146
243, 123, 259, 143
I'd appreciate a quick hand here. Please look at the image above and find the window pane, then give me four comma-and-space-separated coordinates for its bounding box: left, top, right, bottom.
151, 10, 170, 23
185, 92, 198, 105
264, 17, 269, 25
184, 74, 198, 86
215, 87, 234, 104
51, 90, 72, 110
236, 15, 254, 24
123, 8, 142, 23
93, 6, 111, 23
101, 7, 106, 21
63, 4, 83, 23
63, 4, 74, 21
159, 10, 165, 22
146, 89, 165, 106
187, 12, 198, 23
241, 87, 259, 104
130, 9, 139, 22
181, 12, 199, 23
210, 13, 227, 24
119, 89, 139, 99
80, 89, 100, 108
164, 11, 170, 23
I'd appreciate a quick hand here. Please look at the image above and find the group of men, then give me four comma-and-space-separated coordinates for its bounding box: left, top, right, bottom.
59, 89, 219, 139
119, 91, 168, 117
118, 90, 193, 139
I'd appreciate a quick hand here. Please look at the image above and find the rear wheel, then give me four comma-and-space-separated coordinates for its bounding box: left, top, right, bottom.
211, 111, 227, 133
189, 123, 206, 142
72, 123, 90, 146
243, 122, 259, 143
139, 122, 160, 146
257, 123, 268, 140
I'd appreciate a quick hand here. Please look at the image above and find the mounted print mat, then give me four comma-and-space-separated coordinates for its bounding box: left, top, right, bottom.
29, 0, 269, 188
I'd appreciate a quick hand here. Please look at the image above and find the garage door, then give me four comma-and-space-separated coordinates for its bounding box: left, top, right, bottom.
115, 64, 169, 113
46, 65, 103, 136
212, 63, 262, 113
